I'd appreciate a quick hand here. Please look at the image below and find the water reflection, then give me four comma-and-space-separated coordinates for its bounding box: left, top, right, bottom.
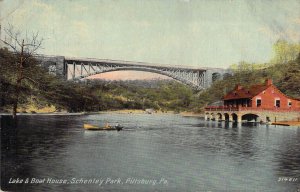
275, 128, 300, 177
1, 115, 83, 191
1, 114, 300, 192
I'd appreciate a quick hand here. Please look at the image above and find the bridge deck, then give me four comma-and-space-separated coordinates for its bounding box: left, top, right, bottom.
64, 56, 225, 71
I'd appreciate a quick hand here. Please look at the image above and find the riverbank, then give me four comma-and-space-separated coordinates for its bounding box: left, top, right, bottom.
0, 109, 170, 116
100, 109, 146, 114
1, 109, 203, 117
100, 109, 176, 114
100, 110, 205, 117
180, 111, 204, 117
0, 112, 88, 116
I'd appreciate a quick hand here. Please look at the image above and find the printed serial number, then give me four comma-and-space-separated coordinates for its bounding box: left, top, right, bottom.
278, 177, 298, 182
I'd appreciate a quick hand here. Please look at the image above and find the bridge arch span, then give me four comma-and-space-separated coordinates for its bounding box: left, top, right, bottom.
84, 67, 179, 80
72, 66, 205, 89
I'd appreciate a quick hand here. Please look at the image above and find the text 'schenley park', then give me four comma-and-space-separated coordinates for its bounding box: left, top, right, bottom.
1, 1, 300, 192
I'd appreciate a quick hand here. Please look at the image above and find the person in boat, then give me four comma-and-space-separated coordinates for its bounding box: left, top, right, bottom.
104, 123, 111, 129
115, 122, 122, 131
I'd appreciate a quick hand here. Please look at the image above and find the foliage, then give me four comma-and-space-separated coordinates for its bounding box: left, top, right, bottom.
0, 25, 44, 117
271, 39, 300, 64
197, 52, 300, 111
0, 48, 198, 113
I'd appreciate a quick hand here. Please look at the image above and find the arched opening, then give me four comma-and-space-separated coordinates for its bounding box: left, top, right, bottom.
205, 112, 210, 120
231, 113, 238, 122
216, 113, 222, 121
210, 113, 215, 121
242, 113, 259, 122
212, 72, 222, 82
69, 66, 204, 89
224, 113, 230, 121
68, 65, 178, 81
86, 70, 171, 81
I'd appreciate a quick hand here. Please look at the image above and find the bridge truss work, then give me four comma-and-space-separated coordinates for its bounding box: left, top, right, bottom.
39, 55, 231, 90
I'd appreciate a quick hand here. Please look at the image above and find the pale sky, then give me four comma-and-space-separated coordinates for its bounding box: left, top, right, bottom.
1, 0, 300, 79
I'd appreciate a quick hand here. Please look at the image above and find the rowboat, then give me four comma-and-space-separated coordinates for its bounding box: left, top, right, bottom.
83, 124, 123, 131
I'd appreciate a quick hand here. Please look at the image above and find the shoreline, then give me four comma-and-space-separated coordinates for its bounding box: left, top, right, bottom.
99, 109, 177, 114
0, 109, 203, 117
179, 111, 204, 117
0, 109, 171, 116
0, 112, 89, 116
1, 111, 300, 128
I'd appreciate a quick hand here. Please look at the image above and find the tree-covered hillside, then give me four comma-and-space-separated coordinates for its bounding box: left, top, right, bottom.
1, 39, 300, 114
197, 41, 300, 110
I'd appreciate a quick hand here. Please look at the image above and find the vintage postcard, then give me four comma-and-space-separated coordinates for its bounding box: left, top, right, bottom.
1, 0, 300, 191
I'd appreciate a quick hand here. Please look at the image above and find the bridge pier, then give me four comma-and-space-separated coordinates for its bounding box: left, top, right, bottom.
237, 115, 242, 123
228, 115, 233, 122
37, 55, 66, 79
221, 115, 225, 121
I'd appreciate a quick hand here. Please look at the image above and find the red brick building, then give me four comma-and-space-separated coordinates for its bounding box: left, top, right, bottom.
205, 79, 300, 122
223, 79, 300, 110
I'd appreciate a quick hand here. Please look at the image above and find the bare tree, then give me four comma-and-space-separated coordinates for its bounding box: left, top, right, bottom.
0, 24, 43, 118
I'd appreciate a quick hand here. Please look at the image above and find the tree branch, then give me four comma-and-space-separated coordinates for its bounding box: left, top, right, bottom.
0, 39, 18, 52
19, 76, 39, 85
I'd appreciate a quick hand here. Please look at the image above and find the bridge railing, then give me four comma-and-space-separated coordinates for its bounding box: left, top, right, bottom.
205, 106, 300, 112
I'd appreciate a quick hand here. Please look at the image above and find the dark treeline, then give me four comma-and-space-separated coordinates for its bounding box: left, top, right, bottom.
0, 47, 99, 113
83, 79, 200, 112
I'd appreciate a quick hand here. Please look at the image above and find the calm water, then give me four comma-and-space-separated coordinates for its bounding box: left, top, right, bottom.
1, 113, 300, 192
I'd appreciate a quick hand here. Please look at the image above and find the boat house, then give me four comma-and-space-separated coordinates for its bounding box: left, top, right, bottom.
205, 79, 300, 123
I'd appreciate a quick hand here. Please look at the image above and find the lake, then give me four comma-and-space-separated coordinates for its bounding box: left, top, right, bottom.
1, 113, 300, 191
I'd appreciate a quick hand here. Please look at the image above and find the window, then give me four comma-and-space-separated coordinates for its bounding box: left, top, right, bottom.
288, 101, 292, 107
256, 99, 261, 107
275, 99, 280, 107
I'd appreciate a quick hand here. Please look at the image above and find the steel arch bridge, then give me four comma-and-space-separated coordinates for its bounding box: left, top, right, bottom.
38, 55, 232, 90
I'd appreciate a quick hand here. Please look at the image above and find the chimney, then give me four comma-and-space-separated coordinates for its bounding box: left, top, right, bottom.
235, 85, 242, 90
266, 79, 272, 86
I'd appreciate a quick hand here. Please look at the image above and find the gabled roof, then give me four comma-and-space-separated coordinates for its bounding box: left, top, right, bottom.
223, 79, 300, 101
271, 84, 300, 101
223, 84, 270, 100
